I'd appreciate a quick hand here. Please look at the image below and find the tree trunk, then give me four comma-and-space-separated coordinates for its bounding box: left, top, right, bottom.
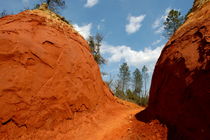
47, 0, 51, 5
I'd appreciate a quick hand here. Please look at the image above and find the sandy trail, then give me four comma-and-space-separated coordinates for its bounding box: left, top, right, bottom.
81, 101, 167, 140
88, 107, 143, 140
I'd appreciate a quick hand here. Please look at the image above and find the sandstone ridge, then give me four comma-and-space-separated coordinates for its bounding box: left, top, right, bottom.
0, 9, 120, 139
138, 1, 210, 140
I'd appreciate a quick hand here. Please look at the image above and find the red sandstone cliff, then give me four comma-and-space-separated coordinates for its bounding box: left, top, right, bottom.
0, 9, 120, 139
138, 1, 210, 140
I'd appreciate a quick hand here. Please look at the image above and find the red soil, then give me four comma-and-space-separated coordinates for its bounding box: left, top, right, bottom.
0, 9, 167, 139
139, 2, 210, 140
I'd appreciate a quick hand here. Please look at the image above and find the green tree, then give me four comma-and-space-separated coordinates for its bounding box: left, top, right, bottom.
34, 4, 41, 9
142, 65, 149, 96
39, 0, 65, 13
133, 68, 143, 95
88, 33, 106, 65
0, 10, 8, 18
163, 9, 184, 38
118, 62, 130, 92
115, 88, 126, 99
125, 89, 148, 106
126, 89, 136, 100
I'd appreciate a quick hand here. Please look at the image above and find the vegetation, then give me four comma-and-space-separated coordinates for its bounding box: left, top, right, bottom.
142, 65, 149, 96
38, 0, 66, 13
163, 9, 184, 38
88, 33, 106, 66
133, 68, 142, 94
33, 1, 71, 26
0, 10, 8, 18
118, 62, 131, 92
113, 63, 149, 106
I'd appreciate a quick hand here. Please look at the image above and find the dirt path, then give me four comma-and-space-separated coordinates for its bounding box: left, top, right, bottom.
83, 102, 167, 140
88, 107, 143, 140
54, 99, 167, 140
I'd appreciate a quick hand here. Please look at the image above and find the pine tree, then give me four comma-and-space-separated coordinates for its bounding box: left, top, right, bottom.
142, 65, 149, 96
0, 10, 8, 18
163, 9, 184, 38
133, 68, 143, 95
40, 0, 66, 13
88, 33, 106, 65
118, 62, 130, 92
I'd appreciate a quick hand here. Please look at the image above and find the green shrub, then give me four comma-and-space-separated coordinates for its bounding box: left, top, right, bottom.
0, 10, 8, 18
115, 89, 126, 100
114, 89, 149, 106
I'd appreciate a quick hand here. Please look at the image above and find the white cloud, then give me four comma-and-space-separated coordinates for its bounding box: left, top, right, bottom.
73, 23, 92, 39
101, 43, 163, 71
152, 39, 162, 46
152, 8, 171, 34
85, 0, 99, 8
125, 15, 146, 34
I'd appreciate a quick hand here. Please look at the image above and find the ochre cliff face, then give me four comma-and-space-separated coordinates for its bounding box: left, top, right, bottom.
0, 10, 116, 139
145, 2, 210, 140
192, 0, 210, 10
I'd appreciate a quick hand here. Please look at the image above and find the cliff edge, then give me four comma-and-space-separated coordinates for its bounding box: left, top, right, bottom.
138, 1, 210, 140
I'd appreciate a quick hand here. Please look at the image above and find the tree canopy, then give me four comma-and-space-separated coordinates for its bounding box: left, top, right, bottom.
133, 68, 143, 94
88, 33, 106, 66
0, 10, 8, 18
111, 63, 149, 106
163, 9, 184, 38
142, 65, 149, 96
118, 62, 131, 92
40, 0, 65, 13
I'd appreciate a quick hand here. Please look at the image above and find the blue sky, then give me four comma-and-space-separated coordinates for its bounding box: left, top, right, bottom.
0, 0, 193, 88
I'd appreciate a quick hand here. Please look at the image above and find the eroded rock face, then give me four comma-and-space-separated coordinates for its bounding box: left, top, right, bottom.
143, 2, 210, 140
0, 10, 115, 139
193, 0, 210, 10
